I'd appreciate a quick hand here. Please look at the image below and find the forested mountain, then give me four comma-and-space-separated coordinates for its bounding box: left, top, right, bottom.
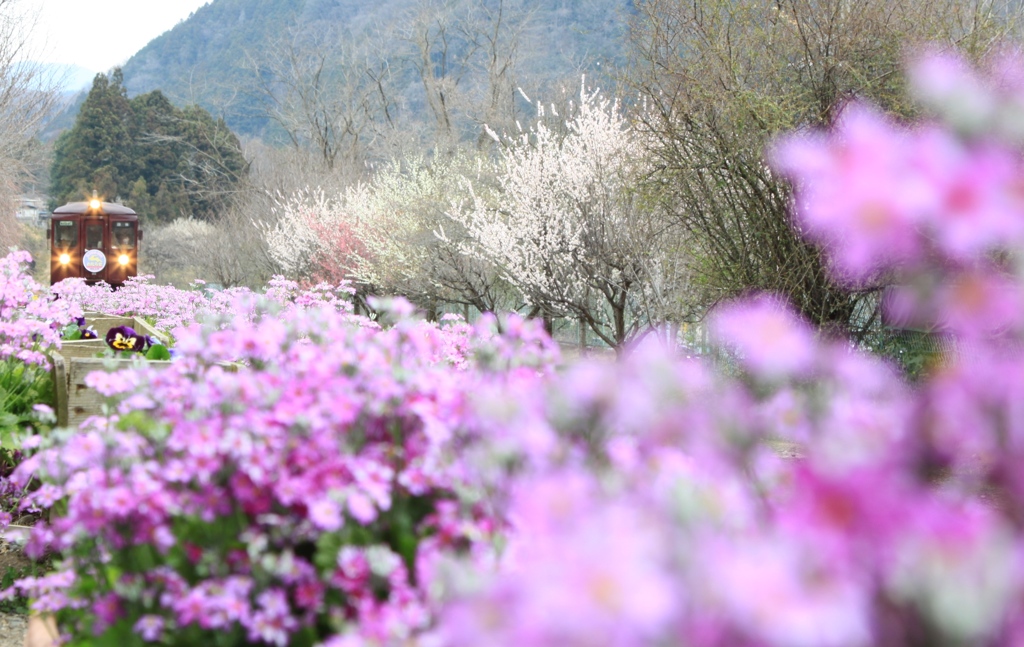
115, 0, 633, 140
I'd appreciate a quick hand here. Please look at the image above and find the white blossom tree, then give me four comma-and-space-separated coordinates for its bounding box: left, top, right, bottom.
451, 86, 679, 348
261, 153, 520, 316
259, 187, 328, 280
347, 154, 520, 315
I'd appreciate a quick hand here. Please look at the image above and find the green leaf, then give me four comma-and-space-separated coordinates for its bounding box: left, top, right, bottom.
145, 344, 171, 361
94, 618, 143, 647
314, 531, 345, 573
121, 544, 157, 573
0, 427, 22, 450
104, 564, 124, 588
290, 625, 321, 647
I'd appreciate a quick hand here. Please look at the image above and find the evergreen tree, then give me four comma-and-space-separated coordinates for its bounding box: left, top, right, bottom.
176, 105, 248, 220
50, 71, 136, 208
152, 180, 188, 223
127, 177, 151, 216
49, 68, 247, 225
131, 91, 185, 193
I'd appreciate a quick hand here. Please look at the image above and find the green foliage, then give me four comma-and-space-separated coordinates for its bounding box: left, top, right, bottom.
0, 551, 55, 616
49, 70, 247, 226
0, 564, 29, 614
0, 358, 54, 554
867, 329, 943, 383
0, 358, 54, 450
145, 344, 171, 361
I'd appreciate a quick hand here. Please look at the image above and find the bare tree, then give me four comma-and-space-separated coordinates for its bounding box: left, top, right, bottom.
628, 0, 1023, 337
143, 217, 218, 287
0, 0, 63, 247
403, 0, 529, 148
208, 198, 279, 289
248, 23, 394, 175
209, 138, 307, 288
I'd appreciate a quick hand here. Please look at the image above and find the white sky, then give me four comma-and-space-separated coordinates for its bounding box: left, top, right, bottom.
22, 0, 211, 73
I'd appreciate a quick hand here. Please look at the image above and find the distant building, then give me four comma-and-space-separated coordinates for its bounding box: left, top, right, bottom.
14, 196, 48, 223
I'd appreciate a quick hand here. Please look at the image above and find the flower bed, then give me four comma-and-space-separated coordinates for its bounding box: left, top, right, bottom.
50, 315, 171, 428
11, 301, 557, 645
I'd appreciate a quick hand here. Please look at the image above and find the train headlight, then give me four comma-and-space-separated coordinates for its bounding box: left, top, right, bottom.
118, 254, 130, 266
89, 198, 101, 210
59, 253, 70, 265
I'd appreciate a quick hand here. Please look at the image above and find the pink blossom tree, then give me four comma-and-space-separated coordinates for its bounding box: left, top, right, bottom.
263, 154, 521, 317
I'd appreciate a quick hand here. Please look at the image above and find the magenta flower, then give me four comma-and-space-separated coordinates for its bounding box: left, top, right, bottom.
699, 532, 872, 647
711, 294, 817, 379
309, 497, 344, 532
936, 269, 1024, 337
907, 48, 997, 130
771, 103, 932, 281
914, 131, 1024, 259
134, 615, 164, 641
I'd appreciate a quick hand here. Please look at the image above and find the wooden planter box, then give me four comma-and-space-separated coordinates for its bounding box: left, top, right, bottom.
49, 315, 170, 429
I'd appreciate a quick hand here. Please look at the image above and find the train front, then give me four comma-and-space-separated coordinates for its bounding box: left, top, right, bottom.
50, 198, 140, 287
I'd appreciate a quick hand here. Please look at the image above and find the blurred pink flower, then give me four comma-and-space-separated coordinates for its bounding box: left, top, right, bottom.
914, 131, 1024, 259
772, 104, 931, 281
711, 295, 817, 379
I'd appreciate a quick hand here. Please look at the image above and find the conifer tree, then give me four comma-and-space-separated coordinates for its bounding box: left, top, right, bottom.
49, 68, 247, 224
50, 71, 136, 207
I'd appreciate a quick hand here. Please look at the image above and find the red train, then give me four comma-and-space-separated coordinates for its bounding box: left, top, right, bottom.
48, 197, 141, 287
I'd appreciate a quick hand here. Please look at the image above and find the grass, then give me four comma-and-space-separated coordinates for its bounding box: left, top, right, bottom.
0, 546, 39, 615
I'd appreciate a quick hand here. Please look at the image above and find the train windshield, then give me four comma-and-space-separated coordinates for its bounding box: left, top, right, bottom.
85, 223, 103, 250
112, 221, 136, 249
54, 220, 77, 248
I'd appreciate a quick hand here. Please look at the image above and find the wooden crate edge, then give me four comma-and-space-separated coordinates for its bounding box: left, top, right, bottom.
49, 352, 68, 428
132, 317, 170, 345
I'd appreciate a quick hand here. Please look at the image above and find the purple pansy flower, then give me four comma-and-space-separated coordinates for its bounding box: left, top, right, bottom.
105, 326, 147, 353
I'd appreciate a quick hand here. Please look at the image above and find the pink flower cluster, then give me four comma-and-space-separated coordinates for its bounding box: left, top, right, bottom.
0, 250, 78, 365
11, 296, 558, 645
772, 103, 1024, 284
51, 274, 357, 333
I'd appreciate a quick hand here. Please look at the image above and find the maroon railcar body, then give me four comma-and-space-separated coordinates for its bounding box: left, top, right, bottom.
48, 200, 141, 287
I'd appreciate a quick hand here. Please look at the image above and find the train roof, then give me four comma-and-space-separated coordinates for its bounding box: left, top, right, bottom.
52, 201, 137, 216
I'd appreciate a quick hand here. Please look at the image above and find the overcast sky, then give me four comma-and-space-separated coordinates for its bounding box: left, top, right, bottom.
23, 0, 210, 79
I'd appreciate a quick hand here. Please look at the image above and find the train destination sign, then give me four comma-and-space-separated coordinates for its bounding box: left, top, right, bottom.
82, 249, 106, 273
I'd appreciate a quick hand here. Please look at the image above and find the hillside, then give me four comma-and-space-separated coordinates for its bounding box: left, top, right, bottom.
113, 0, 633, 139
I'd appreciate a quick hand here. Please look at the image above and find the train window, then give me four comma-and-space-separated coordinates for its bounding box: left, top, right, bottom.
85, 223, 102, 250
112, 221, 136, 249
55, 221, 77, 247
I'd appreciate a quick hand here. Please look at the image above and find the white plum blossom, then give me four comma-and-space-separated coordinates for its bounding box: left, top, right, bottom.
451, 85, 669, 347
